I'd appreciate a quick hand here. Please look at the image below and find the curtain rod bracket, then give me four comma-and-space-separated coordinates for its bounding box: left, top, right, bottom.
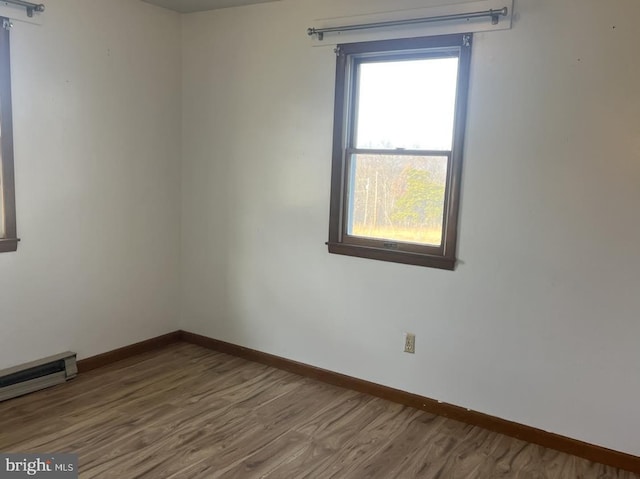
490, 8, 504, 25
26, 4, 44, 17
307, 27, 323, 41
2, 0, 45, 18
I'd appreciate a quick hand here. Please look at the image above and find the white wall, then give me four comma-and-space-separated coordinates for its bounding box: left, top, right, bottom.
0, 0, 182, 368
181, 0, 640, 456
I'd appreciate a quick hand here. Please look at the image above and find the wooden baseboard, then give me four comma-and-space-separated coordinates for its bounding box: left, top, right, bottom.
75, 330, 640, 473
179, 330, 640, 474
77, 331, 182, 373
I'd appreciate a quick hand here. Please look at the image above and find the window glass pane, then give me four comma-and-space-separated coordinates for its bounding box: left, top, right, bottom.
355, 57, 459, 150
347, 154, 448, 246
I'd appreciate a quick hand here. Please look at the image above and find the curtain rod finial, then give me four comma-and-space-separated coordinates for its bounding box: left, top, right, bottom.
307, 27, 324, 40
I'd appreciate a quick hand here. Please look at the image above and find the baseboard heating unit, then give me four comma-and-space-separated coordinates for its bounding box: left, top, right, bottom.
0, 351, 77, 402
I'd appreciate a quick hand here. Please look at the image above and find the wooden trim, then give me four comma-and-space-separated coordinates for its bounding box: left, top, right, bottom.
339, 33, 470, 55
327, 43, 348, 246
444, 32, 472, 264
327, 242, 455, 270
73, 330, 640, 472
179, 330, 640, 474
0, 16, 18, 251
76, 331, 182, 373
0, 238, 18, 253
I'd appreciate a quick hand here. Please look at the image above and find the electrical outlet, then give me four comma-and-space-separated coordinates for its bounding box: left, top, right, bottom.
403, 333, 416, 354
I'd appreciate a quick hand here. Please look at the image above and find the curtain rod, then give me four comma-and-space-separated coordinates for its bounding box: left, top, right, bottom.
2, 0, 45, 17
308, 7, 508, 41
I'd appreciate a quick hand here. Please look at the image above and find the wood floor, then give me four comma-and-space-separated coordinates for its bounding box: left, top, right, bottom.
0, 343, 637, 478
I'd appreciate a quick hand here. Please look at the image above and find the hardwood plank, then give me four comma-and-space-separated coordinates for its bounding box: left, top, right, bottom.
182, 331, 640, 474
76, 331, 182, 373
213, 431, 311, 479
0, 342, 637, 478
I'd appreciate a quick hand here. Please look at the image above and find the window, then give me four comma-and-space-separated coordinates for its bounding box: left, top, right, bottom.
327, 34, 471, 270
0, 17, 17, 253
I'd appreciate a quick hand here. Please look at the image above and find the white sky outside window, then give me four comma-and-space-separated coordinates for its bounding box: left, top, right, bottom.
355, 57, 459, 151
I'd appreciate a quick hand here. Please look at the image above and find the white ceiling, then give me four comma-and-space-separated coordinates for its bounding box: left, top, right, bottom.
141, 0, 280, 13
